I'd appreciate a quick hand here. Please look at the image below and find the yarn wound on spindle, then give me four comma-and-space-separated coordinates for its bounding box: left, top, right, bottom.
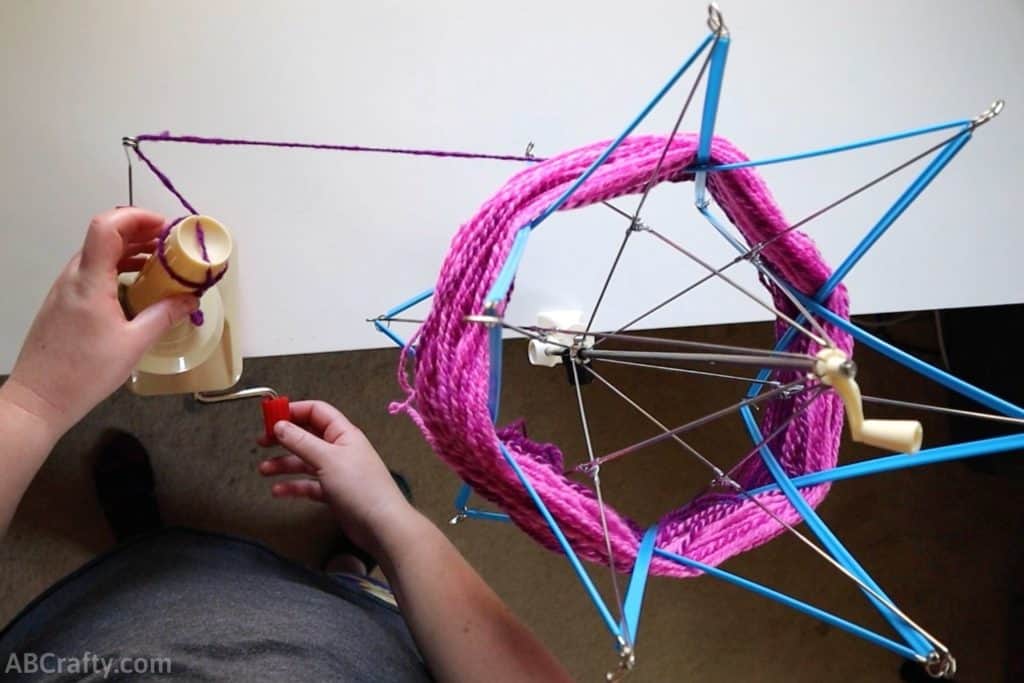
156, 216, 228, 326
391, 133, 851, 578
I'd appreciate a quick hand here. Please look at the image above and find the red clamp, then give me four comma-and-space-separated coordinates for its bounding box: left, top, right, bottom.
261, 395, 290, 443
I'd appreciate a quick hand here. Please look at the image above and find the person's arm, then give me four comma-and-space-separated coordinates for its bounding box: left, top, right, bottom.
0, 379, 63, 537
0, 208, 197, 536
376, 512, 572, 683
260, 401, 573, 683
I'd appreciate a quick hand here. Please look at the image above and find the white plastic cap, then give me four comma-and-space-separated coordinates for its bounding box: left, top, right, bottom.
526, 311, 593, 367
528, 338, 565, 367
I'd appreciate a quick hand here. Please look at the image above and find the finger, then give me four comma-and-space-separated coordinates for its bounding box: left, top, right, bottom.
117, 255, 150, 273
123, 238, 159, 258
288, 400, 356, 442
80, 208, 167, 277
259, 454, 317, 477
272, 420, 335, 469
257, 420, 321, 448
125, 294, 198, 352
271, 479, 324, 501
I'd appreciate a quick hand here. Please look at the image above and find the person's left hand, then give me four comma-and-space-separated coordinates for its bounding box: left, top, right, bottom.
4, 208, 198, 439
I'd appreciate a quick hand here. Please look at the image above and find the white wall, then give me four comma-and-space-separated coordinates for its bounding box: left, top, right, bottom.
1, 0, 1021, 373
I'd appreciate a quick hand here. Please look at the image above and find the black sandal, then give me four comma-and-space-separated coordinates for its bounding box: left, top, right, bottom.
92, 429, 163, 543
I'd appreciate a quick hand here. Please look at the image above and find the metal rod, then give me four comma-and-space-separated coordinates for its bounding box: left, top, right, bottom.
596, 126, 978, 347
465, 316, 803, 387
697, 201, 752, 258
815, 131, 972, 301
582, 361, 949, 657
466, 317, 813, 367
748, 432, 1024, 495
569, 359, 628, 641
580, 348, 815, 371
609, 200, 824, 352
505, 322, 573, 348
497, 443, 622, 639
121, 136, 137, 207
632, 31, 716, 220
800, 294, 1024, 420
721, 386, 828, 482
575, 372, 807, 473
694, 118, 970, 173
591, 249, 747, 347
577, 364, 730, 477
384, 286, 435, 319
746, 258, 834, 348
589, 331, 810, 358
368, 315, 426, 324
737, 394, 942, 655
601, 201, 635, 222
463, 315, 574, 350
711, 388, 952, 656
644, 227, 829, 347
734, 480, 950, 660
583, 34, 720, 337
193, 386, 278, 403
535, 325, 812, 359
482, 32, 718, 308
590, 357, 782, 387
377, 315, 795, 365
584, 228, 634, 335
861, 395, 1024, 427
933, 310, 952, 371
750, 125, 972, 258
693, 23, 730, 208
654, 547, 920, 662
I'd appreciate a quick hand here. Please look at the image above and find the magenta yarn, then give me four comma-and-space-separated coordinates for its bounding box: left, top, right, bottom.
392, 133, 851, 578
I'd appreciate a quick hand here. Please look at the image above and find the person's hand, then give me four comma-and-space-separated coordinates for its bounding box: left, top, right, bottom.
258, 400, 416, 555
3, 208, 198, 440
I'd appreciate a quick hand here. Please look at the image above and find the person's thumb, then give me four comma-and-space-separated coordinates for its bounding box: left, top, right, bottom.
274, 421, 330, 469
127, 294, 198, 352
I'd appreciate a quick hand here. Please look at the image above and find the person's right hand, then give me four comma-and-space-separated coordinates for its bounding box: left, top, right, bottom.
257, 400, 415, 555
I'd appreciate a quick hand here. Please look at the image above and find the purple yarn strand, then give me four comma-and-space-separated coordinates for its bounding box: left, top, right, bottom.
195, 218, 210, 262
135, 131, 544, 164
132, 144, 199, 215
131, 131, 540, 222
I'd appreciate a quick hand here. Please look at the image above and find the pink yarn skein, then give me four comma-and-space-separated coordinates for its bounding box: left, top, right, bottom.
392, 133, 851, 577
